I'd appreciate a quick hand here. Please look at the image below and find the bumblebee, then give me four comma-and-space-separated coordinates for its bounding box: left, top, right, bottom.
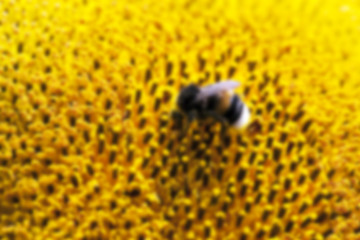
174, 80, 251, 136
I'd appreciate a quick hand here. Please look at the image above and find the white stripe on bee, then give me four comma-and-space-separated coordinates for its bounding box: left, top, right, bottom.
234, 104, 251, 128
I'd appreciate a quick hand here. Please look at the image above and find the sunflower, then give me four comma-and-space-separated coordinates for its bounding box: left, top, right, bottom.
1, 0, 360, 239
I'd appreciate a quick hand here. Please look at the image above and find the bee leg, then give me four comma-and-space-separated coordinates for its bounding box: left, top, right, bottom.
170, 110, 183, 130
181, 110, 198, 139
202, 111, 227, 137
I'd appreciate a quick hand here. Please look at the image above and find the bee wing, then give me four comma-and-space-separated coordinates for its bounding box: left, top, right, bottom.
196, 80, 240, 100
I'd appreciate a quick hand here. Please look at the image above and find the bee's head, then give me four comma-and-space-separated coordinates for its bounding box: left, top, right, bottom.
177, 84, 201, 112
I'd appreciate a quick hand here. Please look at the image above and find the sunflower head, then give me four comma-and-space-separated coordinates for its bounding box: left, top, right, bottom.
1, 0, 360, 240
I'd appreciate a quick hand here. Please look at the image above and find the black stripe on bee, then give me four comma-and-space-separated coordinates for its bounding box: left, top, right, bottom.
223, 95, 243, 124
